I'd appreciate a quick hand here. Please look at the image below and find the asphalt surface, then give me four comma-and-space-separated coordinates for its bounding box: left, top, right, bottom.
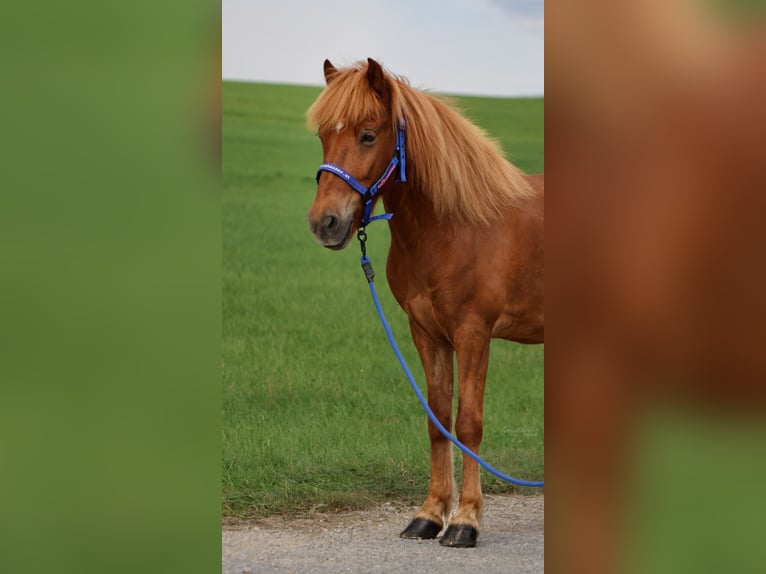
222, 494, 544, 574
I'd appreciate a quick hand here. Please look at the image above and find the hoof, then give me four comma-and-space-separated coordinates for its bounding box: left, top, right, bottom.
439, 524, 478, 548
400, 518, 442, 539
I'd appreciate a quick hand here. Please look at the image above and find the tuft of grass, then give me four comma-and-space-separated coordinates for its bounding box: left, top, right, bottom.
223, 81, 543, 519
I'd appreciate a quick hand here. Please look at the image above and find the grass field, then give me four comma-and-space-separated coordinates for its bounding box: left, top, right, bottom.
222, 81, 544, 519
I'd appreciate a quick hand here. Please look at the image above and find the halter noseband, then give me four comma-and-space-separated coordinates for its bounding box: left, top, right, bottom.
315, 120, 407, 226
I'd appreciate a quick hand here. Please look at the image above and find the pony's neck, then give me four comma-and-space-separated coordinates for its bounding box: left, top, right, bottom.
381, 181, 440, 252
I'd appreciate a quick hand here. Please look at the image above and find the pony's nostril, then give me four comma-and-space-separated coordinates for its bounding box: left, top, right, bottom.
323, 214, 338, 231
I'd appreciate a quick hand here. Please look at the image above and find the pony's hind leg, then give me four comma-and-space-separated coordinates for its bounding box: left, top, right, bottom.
400, 322, 455, 540
440, 327, 491, 548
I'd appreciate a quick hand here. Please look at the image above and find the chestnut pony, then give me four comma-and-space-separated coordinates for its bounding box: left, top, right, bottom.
307, 59, 544, 547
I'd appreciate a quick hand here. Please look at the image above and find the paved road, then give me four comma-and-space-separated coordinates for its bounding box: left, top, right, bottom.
223, 495, 544, 574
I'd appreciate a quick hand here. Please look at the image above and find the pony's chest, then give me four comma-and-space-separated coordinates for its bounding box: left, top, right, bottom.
402, 290, 452, 341
386, 257, 454, 339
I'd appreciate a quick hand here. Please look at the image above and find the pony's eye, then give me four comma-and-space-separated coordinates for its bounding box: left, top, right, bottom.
360, 131, 377, 144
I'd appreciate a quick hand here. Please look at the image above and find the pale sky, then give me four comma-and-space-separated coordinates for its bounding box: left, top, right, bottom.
223, 0, 544, 97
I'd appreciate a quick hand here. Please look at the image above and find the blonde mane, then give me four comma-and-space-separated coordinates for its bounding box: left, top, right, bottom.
306, 61, 534, 225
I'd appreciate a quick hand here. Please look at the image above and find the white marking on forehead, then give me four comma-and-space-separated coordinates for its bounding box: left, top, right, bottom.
335, 121, 345, 133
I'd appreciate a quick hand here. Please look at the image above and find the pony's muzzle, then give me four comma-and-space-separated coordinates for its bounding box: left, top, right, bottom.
308, 210, 354, 250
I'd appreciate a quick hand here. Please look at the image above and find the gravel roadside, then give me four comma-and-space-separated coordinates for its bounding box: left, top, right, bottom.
222, 494, 543, 574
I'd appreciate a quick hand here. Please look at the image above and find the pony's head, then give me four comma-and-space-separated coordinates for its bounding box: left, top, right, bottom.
306, 58, 402, 249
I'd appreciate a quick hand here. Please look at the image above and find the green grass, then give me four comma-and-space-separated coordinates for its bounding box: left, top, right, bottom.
624, 409, 766, 573
222, 81, 544, 519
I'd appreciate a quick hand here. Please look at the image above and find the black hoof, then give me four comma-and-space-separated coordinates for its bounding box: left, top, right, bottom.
439, 524, 478, 547
400, 518, 443, 539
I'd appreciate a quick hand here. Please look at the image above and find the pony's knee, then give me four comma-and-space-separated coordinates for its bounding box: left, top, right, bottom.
455, 412, 483, 446
426, 399, 452, 441
427, 418, 452, 442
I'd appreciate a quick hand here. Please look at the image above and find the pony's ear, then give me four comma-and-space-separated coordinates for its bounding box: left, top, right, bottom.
366, 58, 389, 102
323, 59, 338, 85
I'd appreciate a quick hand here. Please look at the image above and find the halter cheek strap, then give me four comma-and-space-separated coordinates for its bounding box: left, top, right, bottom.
315, 120, 407, 227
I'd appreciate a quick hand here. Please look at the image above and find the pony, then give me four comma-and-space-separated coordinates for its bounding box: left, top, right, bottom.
306, 58, 544, 547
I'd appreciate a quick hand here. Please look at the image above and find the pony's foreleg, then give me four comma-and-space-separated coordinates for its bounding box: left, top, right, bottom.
440, 326, 491, 548
400, 321, 455, 540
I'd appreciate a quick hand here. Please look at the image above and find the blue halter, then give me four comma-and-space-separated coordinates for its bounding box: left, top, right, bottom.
315, 120, 407, 226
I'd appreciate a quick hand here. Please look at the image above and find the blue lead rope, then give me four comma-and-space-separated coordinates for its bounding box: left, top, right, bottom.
359, 251, 544, 488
